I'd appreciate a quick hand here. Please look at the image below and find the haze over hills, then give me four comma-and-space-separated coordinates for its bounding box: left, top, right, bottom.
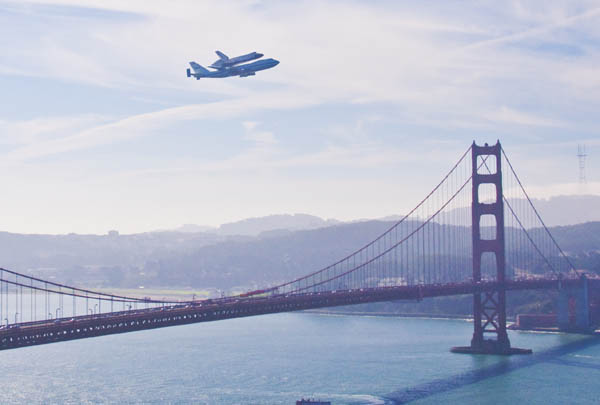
171, 213, 341, 236
0, 219, 598, 292
169, 194, 600, 236
526, 195, 600, 227
0, 193, 597, 292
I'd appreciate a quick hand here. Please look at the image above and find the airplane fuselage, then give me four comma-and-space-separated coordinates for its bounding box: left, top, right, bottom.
187, 58, 279, 80
235, 58, 279, 77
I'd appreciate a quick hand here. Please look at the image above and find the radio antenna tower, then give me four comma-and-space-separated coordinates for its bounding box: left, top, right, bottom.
577, 144, 587, 184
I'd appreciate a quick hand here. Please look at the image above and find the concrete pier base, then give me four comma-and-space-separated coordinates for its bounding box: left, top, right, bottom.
451, 339, 532, 355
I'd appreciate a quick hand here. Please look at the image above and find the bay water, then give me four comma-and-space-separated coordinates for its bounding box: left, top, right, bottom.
0, 313, 598, 404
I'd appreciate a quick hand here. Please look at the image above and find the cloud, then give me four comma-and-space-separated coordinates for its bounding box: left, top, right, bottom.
0, 91, 318, 162
243, 130, 277, 145
0, 114, 109, 147
242, 121, 259, 131
1, 0, 598, 130
0, 1, 599, 233
517, 181, 600, 199
0, 2, 584, 103
483, 106, 565, 127
461, 5, 600, 51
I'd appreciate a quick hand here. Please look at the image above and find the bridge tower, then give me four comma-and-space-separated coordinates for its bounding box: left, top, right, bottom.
557, 275, 592, 333
452, 141, 532, 355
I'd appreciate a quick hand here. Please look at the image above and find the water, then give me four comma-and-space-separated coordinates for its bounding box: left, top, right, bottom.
0, 313, 598, 404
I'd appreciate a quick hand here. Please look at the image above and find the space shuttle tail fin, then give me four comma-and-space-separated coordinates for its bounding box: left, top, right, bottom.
215, 50, 229, 60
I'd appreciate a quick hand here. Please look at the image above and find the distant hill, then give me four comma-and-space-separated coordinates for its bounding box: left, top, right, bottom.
527, 195, 600, 226
0, 230, 231, 286
169, 194, 600, 237
438, 194, 600, 227
141, 221, 600, 290
173, 213, 342, 236
1, 202, 599, 291
173, 224, 216, 233
2, 219, 593, 317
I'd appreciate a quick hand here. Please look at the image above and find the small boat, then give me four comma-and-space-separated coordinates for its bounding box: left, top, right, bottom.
296, 399, 331, 405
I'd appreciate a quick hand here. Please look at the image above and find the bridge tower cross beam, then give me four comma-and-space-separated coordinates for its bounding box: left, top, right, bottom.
452, 141, 532, 355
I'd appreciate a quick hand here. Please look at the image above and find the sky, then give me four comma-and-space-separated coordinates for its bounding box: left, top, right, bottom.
0, 0, 599, 234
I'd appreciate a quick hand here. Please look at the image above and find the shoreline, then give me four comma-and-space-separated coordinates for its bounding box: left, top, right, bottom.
304, 309, 474, 321
304, 309, 520, 323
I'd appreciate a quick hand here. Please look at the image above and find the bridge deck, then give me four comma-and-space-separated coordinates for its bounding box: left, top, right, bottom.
0, 279, 571, 351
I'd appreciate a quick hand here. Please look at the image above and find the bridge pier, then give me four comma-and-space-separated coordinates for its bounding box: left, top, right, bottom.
451, 141, 531, 355
557, 275, 593, 333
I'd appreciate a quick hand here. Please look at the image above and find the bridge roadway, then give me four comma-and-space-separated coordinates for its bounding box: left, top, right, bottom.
0, 278, 588, 351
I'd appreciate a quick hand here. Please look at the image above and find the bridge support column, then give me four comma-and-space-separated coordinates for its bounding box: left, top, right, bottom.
452, 141, 531, 355
557, 276, 593, 333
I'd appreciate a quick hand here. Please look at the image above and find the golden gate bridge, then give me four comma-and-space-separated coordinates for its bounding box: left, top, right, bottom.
0, 141, 594, 354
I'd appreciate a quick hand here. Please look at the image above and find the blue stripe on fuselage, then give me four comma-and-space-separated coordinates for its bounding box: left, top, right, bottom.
191, 58, 279, 79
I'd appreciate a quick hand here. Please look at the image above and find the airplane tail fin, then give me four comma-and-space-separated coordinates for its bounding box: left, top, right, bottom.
215, 50, 229, 61
189, 62, 210, 75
